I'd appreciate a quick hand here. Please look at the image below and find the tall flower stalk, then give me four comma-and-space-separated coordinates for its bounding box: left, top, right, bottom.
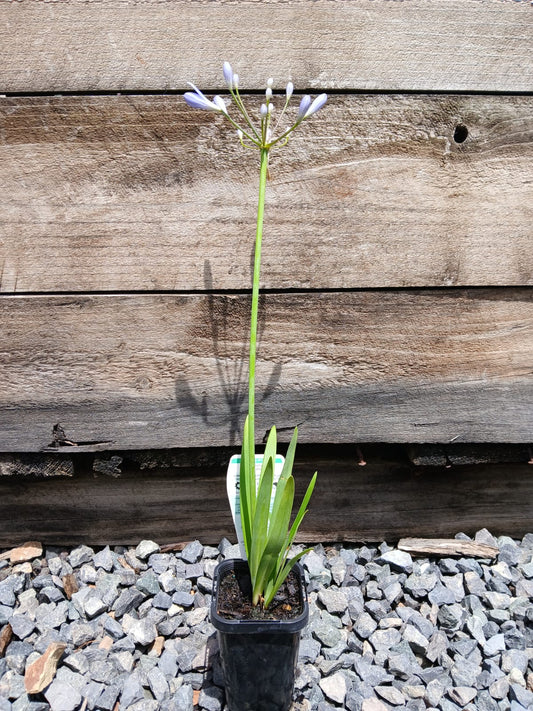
185, 63, 326, 608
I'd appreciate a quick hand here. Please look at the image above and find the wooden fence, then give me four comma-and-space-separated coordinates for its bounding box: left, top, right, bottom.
0, 0, 531, 544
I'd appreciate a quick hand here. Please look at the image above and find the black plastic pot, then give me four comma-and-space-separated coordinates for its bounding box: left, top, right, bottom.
210, 558, 309, 711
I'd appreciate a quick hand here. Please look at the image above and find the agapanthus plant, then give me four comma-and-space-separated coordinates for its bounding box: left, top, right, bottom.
185, 63, 326, 609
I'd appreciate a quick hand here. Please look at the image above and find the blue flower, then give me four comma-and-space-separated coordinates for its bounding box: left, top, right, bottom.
304, 93, 328, 118
184, 83, 227, 113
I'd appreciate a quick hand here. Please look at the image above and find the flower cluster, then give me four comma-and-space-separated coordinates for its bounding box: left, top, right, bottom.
184, 61, 327, 151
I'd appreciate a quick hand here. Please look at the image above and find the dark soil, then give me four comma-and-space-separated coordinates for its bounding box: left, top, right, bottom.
216, 565, 304, 621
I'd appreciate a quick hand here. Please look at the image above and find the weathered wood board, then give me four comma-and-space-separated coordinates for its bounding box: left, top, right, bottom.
1, 290, 531, 450
0, 448, 530, 545
1, 0, 531, 93
1, 95, 531, 292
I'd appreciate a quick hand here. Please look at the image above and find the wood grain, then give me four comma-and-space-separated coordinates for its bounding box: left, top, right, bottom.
397, 538, 499, 559
1, 1, 531, 93
1, 290, 531, 451
0, 448, 531, 545
1, 95, 531, 292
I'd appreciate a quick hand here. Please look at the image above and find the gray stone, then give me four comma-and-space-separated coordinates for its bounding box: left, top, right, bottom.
501, 649, 529, 674
172, 683, 194, 711
196, 576, 213, 594
299, 637, 322, 663
403, 624, 429, 654
405, 571, 438, 597
375, 685, 406, 705
69, 621, 96, 646
78, 565, 97, 587
38, 586, 65, 604
425, 679, 446, 707
128, 618, 158, 646
451, 658, 481, 687
181, 540, 204, 564
184, 562, 204, 580
68, 545, 94, 568
158, 649, 179, 677
489, 677, 510, 700
8, 614, 35, 640
136, 571, 161, 596
82, 591, 107, 619
437, 604, 466, 631
464, 571, 487, 596
354, 611, 378, 639
199, 685, 224, 711
95, 573, 121, 607
44, 681, 82, 711
377, 549, 413, 573
113, 587, 145, 618
152, 591, 172, 609
448, 687, 477, 706
96, 685, 120, 711
124, 701, 159, 711
485, 591, 512, 609
318, 588, 348, 614
0, 577, 24, 607
175, 641, 198, 672
147, 665, 169, 701
428, 583, 456, 606
5, 641, 33, 675
483, 634, 506, 657
93, 545, 114, 571
369, 627, 401, 651
509, 684, 533, 708
313, 614, 343, 648
320, 672, 347, 705
172, 590, 194, 608
135, 540, 160, 560
120, 672, 145, 707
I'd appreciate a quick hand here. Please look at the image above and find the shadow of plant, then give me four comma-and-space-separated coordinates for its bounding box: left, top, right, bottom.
174, 259, 282, 446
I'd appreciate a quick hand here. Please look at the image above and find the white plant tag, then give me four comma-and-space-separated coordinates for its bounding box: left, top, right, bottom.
227, 453, 285, 559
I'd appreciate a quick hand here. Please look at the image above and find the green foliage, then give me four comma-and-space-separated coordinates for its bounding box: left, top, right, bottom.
240, 420, 317, 608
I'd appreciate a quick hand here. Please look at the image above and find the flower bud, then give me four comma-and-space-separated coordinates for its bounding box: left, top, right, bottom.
223, 61, 234, 88
304, 93, 328, 118
298, 95, 312, 119
260, 103, 268, 117
267, 77, 274, 88
213, 95, 228, 114
233, 74, 239, 89
286, 81, 294, 99
266, 87, 273, 100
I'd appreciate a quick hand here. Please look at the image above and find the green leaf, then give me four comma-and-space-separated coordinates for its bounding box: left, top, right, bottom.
263, 547, 313, 609
249, 454, 273, 581
259, 426, 277, 488
286, 471, 317, 550
239, 416, 254, 559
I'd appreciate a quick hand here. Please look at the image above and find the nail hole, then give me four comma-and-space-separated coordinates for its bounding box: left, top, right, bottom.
453, 124, 468, 143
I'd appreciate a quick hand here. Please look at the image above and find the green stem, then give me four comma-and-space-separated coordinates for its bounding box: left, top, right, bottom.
248, 148, 269, 455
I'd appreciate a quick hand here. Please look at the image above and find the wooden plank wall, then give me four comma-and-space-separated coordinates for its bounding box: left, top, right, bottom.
0, 0, 532, 541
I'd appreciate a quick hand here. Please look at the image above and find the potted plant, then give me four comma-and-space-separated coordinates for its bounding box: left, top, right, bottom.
184, 62, 327, 711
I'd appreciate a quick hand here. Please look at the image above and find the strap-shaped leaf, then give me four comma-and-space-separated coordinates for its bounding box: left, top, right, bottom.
263, 547, 314, 609
249, 454, 274, 581
285, 471, 317, 551
259, 426, 277, 490
239, 416, 254, 559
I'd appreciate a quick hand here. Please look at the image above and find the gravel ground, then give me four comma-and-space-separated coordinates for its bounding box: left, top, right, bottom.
0, 530, 532, 711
